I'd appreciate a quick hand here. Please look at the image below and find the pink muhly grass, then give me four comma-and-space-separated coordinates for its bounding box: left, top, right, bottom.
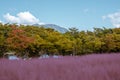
0, 53, 120, 80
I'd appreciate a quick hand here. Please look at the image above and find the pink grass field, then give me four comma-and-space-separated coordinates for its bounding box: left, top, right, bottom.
0, 53, 120, 80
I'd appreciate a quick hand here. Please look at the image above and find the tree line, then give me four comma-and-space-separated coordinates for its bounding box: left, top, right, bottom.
0, 23, 120, 58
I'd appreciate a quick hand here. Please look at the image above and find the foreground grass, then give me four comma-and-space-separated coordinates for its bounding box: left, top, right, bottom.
0, 53, 120, 80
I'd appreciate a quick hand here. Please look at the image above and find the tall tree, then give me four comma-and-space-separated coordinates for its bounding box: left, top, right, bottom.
6, 25, 34, 56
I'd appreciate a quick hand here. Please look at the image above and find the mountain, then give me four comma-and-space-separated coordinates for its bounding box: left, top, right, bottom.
33, 24, 68, 33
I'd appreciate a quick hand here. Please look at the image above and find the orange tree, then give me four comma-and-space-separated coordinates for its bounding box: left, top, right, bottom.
6, 25, 34, 57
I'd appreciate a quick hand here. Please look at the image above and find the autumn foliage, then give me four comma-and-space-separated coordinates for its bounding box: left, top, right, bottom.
0, 23, 120, 57
6, 25, 34, 51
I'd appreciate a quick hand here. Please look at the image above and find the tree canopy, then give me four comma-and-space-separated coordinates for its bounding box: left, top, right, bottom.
0, 23, 120, 57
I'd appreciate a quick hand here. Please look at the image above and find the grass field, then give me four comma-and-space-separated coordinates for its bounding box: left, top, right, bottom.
0, 53, 120, 80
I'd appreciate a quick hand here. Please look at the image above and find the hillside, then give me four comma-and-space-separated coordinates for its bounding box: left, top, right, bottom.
33, 24, 68, 33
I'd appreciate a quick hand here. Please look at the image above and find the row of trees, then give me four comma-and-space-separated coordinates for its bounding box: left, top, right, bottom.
0, 23, 120, 57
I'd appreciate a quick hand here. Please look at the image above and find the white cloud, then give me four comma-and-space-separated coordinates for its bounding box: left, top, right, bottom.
4, 11, 43, 25
4, 13, 20, 23
103, 11, 120, 28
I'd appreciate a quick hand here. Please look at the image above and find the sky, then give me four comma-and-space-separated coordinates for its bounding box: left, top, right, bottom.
0, 0, 120, 31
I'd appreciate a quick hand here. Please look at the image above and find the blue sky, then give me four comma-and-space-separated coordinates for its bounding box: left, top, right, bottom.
0, 0, 120, 31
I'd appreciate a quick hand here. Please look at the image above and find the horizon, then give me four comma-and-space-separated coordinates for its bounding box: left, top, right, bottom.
0, 0, 120, 31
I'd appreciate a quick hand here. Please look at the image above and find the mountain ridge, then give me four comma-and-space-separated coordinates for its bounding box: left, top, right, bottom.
33, 24, 68, 33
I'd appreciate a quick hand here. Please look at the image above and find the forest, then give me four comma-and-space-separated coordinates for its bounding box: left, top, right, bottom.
0, 23, 120, 58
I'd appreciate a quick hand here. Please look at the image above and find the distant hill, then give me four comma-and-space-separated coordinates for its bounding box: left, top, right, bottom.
33, 24, 68, 33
